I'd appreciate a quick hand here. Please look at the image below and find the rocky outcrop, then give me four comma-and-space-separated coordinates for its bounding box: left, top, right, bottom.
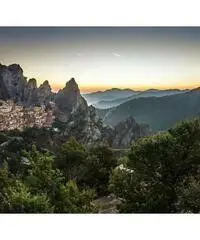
23, 79, 54, 107
0, 64, 54, 107
37, 80, 55, 106
0, 63, 151, 148
111, 116, 151, 148
23, 78, 38, 106
62, 104, 109, 146
55, 78, 87, 122
0, 64, 27, 102
54, 78, 106, 145
54, 80, 151, 147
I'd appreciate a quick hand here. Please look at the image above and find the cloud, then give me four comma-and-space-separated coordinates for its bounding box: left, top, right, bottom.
112, 52, 121, 57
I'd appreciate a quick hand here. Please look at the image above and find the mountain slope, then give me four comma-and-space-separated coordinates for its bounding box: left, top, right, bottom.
98, 90, 200, 132
93, 89, 188, 109
82, 88, 139, 105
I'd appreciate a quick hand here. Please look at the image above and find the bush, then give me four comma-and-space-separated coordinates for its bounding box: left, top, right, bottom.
55, 137, 87, 181
53, 180, 97, 213
109, 118, 200, 213
7, 181, 54, 213
81, 146, 118, 196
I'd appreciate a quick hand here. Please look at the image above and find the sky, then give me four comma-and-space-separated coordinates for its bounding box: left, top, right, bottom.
0, 27, 200, 93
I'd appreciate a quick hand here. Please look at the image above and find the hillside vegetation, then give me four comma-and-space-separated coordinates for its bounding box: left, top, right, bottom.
0, 118, 200, 212
97, 90, 200, 132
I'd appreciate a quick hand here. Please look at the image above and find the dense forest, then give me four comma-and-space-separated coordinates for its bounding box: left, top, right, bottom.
0, 117, 200, 213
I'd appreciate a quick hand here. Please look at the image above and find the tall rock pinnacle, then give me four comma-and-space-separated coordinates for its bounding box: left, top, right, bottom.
0, 63, 27, 102
55, 78, 88, 122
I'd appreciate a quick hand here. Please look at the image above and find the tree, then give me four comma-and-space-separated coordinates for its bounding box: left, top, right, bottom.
21, 144, 96, 213
176, 176, 200, 213
0, 139, 29, 176
53, 180, 97, 213
109, 118, 200, 213
22, 145, 64, 197
0, 162, 54, 213
7, 180, 54, 213
0, 162, 15, 212
21, 127, 55, 150
81, 146, 118, 196
55, 137, 87, 181
56, 140, 117, 196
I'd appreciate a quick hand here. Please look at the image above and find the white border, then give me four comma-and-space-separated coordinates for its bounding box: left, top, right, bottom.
0, 0, 200, 240
0, 214, 199, 240
0, 0, 200, 26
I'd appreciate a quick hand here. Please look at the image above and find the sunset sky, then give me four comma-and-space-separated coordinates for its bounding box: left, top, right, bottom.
0, 27, 200, 93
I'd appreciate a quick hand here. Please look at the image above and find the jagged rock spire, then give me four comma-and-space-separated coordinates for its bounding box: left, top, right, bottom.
0, 63, 26, 102
64, 78, 80, 93
27, 78, 37, 88
55, 77, 87, 122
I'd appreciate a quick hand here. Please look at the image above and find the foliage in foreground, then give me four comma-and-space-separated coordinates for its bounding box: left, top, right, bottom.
1, 118, 200, 213
109, 118, 200, 213
0, 146, 97, 213
55, 137, 118, 196
0, 136, 117, 213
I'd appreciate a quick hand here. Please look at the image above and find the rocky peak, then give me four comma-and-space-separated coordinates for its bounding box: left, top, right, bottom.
55, 78, 87, 122
23, 78, 38, 106
0, 63, 26, 102
38, 80, 52, 97
7, 64, 23, 74
112, 116, 151, 148
115, 116, 137, 130
27, 78, 37, 89
37, 80, 54, 106
0, 64, 54, 107
39, 80, 51, 89
65, 78, 79, 91
61, 77, 80, 98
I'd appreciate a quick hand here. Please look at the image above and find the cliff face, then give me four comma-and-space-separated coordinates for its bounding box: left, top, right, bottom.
0, 64, 26, 102
37, 80, 54, 106
55, 78, 88, 122
23, 78, 38, 106
0, 63, 151, 148
54, 78, 151, 147
54, 78, 107, 145
0, 64, 54, 107
112, 116, 151, 148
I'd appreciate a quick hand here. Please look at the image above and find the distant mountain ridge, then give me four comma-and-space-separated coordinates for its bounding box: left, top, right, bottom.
82, 88, 139, 105
96, 88, 200, 132
84, 88, 189, 109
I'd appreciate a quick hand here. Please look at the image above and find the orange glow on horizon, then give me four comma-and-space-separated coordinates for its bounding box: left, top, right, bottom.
51, 81, 200, 94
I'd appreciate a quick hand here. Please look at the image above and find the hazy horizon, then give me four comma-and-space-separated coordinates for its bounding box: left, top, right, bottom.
1, 27, 200, 93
